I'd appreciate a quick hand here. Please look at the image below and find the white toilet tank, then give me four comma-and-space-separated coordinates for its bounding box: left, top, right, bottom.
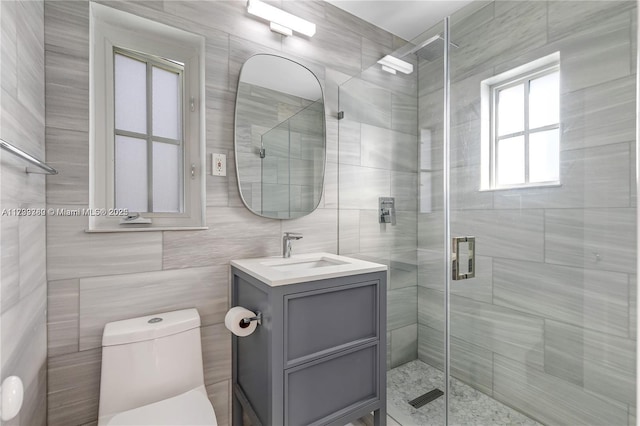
98, 309, 206, 419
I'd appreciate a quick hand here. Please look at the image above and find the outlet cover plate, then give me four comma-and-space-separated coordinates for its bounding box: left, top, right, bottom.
211, 153, 226, 176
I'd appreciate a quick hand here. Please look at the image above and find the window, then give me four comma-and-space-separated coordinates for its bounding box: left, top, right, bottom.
114, 49, 183, 213
481, 53, 560, 190
90, 4, 205, 231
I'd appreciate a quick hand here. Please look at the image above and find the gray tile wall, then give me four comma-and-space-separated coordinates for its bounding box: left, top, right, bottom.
337, 58, 420, 369
417, 1, 637, 424
0, 0, 47, 425
43, 1, 399, 425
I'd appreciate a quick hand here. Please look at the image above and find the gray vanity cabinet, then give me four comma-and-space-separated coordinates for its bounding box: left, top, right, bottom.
231, 267, 387, 426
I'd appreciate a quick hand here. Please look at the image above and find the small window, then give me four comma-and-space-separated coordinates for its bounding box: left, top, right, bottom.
481, 54, 560, 190
113, 49, 184, 213
90, 4, 205, 231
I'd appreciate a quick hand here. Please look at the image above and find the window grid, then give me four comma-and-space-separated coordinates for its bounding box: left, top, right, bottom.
490, 65, 559, 189
113, 47, 184, 213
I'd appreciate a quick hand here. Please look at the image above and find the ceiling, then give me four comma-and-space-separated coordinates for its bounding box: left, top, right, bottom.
325, 0, 475, 41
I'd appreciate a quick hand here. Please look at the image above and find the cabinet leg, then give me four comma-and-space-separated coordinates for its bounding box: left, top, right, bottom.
373, 407, 387, 426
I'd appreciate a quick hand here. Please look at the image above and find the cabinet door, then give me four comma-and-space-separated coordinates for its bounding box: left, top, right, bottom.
284, 343, 378, 426
284, 281, 378, 366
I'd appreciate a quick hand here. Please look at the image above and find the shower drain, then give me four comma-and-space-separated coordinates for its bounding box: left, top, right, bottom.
409, 388, 444, 409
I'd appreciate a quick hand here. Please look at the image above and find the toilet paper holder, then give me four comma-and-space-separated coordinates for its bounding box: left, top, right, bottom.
240, 311, 262, 327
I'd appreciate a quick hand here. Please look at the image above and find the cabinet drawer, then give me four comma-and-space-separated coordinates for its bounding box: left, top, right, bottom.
284, 281, 379, 365
284, 343, 378, 426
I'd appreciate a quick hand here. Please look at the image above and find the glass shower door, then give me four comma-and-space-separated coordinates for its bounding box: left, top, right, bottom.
447, 1, 637, 425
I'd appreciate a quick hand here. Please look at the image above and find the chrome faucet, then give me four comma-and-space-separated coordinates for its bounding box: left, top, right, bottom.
282, 232, 303, 258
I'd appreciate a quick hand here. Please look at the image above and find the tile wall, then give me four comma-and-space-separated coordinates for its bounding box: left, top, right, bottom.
417, 1, 637, 424
43, 1, 401, 425
0, 0, 48, 425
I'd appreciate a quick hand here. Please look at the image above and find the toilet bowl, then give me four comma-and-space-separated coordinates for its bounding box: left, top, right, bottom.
97, 309, 218, 426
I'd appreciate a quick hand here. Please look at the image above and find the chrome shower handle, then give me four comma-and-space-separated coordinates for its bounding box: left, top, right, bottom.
452, 236, 475, 280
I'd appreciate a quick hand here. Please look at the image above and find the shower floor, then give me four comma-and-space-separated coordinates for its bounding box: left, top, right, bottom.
387, 360, 542, 426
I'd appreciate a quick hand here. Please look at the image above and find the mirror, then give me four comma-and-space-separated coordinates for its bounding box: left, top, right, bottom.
234, 54, 326, 219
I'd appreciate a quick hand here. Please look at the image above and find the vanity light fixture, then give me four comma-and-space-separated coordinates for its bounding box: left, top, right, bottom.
377, 55, 414, 75
247, 0, 316, 37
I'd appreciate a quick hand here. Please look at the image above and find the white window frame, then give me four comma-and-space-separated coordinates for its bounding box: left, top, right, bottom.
90, 3, 206, 231
480, 52, 561, 191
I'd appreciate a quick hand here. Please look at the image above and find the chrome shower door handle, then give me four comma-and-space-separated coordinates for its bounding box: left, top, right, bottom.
452, 236, 475, 280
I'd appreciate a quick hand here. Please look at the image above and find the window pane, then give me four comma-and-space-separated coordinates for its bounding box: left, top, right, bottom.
115, 135, 148, 212
529, 129, 560, 183
497, 84, 524, 136
529, 71, 559, 129
496, 136, 525, 185
115, 54, 147, 134
152, 66, 180, 140
152, 141, 181, 212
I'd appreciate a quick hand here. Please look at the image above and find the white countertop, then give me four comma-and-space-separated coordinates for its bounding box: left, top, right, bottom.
230, 252, 388, 286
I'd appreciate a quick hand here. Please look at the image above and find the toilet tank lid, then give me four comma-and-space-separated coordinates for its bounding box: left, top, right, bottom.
102, 308, 201, 346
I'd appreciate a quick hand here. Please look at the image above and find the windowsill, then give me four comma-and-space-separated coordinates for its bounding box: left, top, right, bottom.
479, 182, 562, 192
85, 226, 209, 233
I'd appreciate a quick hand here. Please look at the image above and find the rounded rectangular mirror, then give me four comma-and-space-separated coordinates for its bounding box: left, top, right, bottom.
234, 54, 326, 219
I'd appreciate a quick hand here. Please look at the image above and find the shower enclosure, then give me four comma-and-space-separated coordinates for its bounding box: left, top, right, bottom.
338, 1, 638, 425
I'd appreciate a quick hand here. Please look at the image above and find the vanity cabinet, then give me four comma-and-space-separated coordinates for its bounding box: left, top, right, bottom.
230, 267, 387, 426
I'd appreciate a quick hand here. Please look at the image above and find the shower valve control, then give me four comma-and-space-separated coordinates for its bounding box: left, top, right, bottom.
379, 197, 396, 225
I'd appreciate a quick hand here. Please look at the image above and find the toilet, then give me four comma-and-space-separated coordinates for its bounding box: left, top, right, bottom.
97, 308, 218, 426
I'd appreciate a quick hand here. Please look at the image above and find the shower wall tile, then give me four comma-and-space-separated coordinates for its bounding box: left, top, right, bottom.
47, 348, 101, 426
418, 324, 494, 395
390, 323, 418, 368
419, 288, 545, 367
544, 320, 636, 405
162, 207, 281, 270
450, 209, 545, 262
450, 164, 493, 210
561, 76, 636, 151
1, 214, 20, 312
78, 266, 228, 351
493, 354, 628, 426
389, 257, 417, 290
361, 36, 394, 71
338, 78, 391, 129
388, 286, 417, 331
46, 210, 162, 281
494, 259, 630, 337
391, 171, 418, 212
547, 0, 636, 43
361, 124, 417, 172
202, 324, 232, 386
451, 0, 547, 82
391, 93, 418, 136
545, 208, 637, 274
1, 0, 18, 97
559, 11, 632, 94
47, 279, 79, 357
338, 119, 361, 166
339, 164, 390, 210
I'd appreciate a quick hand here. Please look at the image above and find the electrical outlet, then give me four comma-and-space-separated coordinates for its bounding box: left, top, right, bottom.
211, 153, 226, 176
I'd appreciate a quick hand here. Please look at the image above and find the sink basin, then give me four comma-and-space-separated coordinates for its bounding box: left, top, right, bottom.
262, 257, 348, 272
231, 252, 387, 286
